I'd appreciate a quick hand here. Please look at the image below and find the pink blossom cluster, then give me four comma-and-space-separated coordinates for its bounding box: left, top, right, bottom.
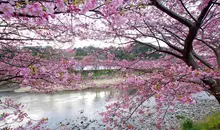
0, 98, 48, 129
0, 46, 83, 92
0, 3, 14, 18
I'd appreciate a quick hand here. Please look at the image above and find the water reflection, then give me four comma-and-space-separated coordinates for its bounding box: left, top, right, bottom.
0, 89, 116, 129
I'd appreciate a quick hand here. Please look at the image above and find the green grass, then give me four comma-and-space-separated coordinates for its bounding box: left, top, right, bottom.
68, 69, 118, 78
180, 111, 220, 130
197, 112, 220, 130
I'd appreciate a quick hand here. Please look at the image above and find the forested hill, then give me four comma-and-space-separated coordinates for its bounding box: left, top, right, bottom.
75, 44, 163, 60
20, 44, 163, 60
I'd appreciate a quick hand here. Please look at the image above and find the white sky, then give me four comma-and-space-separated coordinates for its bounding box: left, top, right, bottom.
24, 36, 166, 50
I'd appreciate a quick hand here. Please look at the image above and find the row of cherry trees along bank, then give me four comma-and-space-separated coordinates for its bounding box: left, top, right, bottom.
0, 0, 220, 129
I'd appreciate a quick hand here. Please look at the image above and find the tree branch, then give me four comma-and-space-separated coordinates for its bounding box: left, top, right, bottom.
152, 0, 192, 27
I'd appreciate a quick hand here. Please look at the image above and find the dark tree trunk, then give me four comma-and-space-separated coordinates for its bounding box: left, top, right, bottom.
215, 93, 220, 104
212, 79, 220, 104
202, 78, 220, 104
184, 53, 199, 70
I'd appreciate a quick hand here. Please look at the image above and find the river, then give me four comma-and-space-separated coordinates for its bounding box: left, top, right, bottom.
0, 89, 118, 129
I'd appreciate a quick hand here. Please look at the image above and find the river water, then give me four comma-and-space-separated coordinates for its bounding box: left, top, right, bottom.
0, 89, 119, 129
0, 89, 217, 129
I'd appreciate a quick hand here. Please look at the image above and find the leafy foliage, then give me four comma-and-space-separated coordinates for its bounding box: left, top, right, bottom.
181, 112, 220, 130
75, 44, 162, 61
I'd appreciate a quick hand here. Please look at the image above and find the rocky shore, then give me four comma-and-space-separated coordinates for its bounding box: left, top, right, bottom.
156, 99, 220, 130
51, 93, 220, 130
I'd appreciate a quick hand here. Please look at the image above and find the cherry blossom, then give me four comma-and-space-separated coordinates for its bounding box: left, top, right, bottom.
0, 0, 220, 129
0, 3, 14, 18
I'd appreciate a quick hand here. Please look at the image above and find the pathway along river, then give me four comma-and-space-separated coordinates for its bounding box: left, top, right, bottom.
0, 89, 220, 130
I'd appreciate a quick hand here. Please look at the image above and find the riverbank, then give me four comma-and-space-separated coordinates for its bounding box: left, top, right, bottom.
140, 97, 220, 129
69, 98, 220, 130
0, 77, 124, 93
0, 69, 123, 93
0, 82, 19, 92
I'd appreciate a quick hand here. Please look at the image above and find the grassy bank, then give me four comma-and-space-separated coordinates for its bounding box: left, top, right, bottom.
180, 111, 220, 130
80, 69, 118, 78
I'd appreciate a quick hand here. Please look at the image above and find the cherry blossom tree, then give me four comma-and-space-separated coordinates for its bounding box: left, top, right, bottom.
77, 0, 220, 102
0, 0, 220, 129
86, 0, 220, 128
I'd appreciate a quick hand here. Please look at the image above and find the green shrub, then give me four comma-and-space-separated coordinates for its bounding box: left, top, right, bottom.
181, 118, 201, 130
180, 111, 220, 130
197, 112, 220, 130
